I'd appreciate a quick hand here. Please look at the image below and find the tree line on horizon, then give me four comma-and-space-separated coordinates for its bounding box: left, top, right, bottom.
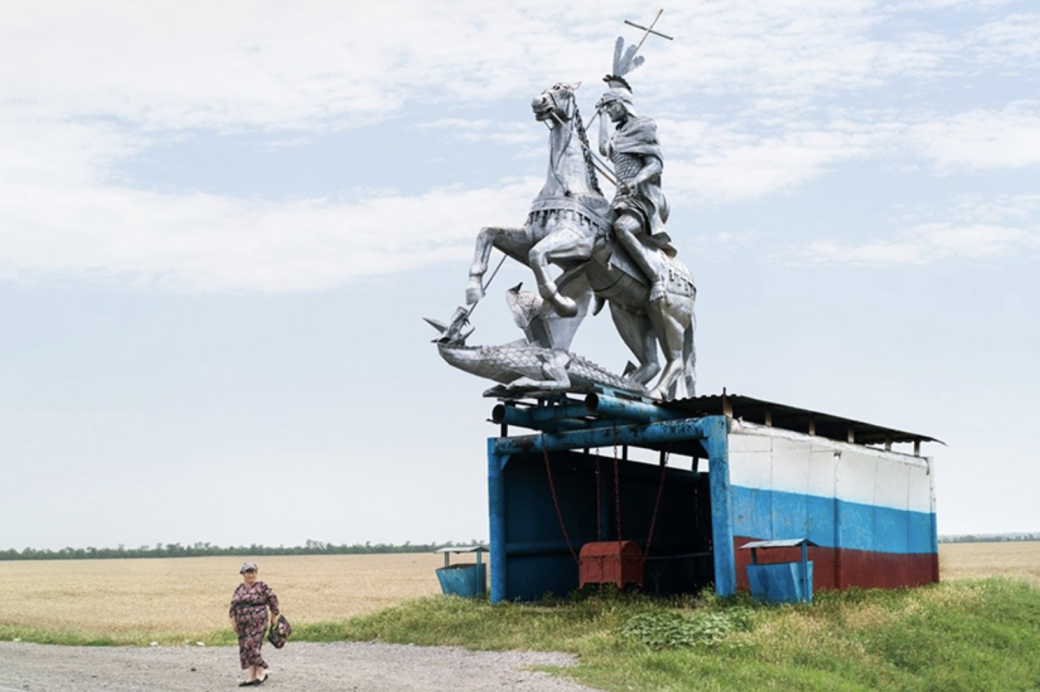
0, 538, 486, 561
3, 533, 1035, 561
938, 532, 1040, 543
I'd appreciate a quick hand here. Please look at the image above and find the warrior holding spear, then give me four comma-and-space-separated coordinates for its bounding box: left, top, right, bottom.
597, 10, 676, 303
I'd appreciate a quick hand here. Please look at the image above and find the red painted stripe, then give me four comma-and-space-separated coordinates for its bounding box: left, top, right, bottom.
733, 536, 940, 592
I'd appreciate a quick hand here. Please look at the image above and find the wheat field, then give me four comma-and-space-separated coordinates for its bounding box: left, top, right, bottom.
0, 553, 446, 637
0, 543, 1037, 639
938, 541, 1040, 584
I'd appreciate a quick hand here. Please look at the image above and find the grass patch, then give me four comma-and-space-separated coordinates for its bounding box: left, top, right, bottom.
4, 579, 1040, 691
321, 580, 1040, 692
0, 623, 237, 647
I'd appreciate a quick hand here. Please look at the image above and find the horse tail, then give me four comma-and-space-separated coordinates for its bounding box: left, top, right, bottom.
683, 310, 696, 397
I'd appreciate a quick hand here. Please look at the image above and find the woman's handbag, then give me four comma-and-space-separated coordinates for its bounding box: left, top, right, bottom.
268, 614, 292, 649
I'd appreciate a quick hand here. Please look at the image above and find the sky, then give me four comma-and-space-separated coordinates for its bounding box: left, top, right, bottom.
1, 1, 1037, 551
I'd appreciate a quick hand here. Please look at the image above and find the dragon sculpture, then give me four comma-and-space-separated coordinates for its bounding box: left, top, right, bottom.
426, 294, 648, 398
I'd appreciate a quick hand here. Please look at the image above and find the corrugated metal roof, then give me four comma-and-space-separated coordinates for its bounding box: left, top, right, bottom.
662, 392, 941, 447
492, 386, 940, 451
435, 545, 488, 554
739, 538, 818, 550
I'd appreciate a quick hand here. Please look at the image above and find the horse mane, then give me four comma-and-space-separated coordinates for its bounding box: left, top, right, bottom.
571, 105, 603, 197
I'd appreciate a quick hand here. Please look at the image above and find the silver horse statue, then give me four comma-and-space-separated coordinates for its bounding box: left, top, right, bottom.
466, 81, 607, 349
464, 82, 696, 400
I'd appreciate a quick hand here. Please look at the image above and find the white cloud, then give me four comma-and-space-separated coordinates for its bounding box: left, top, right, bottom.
661, 118, 887, 203
0, 1, 1006, 131
2, 1, 1039, 292
802, 221, 1039, 266
0, 177, 541, 292
971, 13, 1040, 69
0, 116, 146, 187
0, 1, 632, 131
416, 119, 541, 147
656, 99, 1040, 204
644, 2, 968, 103
798, 188, 1040, 267
951, 194, 1040, 223
887, 0, 1016, 9
0, 115, 539, 292
907, 103, 1040, 171
11, 101, 1036, 293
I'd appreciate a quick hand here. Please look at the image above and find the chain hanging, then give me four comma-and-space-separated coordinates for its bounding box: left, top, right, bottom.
542, 437, 578, 563
612, 424, 623, 545
594, 451, 602, 540
644, 443, 672, 559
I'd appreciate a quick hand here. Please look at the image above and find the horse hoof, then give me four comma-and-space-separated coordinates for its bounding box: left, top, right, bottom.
465, 283, 485, 305
648, 380, 674, 400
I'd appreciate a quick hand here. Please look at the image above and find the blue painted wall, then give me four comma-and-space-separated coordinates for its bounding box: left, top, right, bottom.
730, 487, 936, 555
493, 450, 712, 601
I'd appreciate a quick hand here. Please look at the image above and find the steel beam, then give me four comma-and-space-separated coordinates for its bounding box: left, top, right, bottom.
491, 393, 688, 434
486, 414, 737, 601
491, 416, 723, 456
487, 441, 508, 603
699, 415, 736, 597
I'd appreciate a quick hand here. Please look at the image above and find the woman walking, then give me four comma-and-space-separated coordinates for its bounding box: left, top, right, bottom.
229, 562, 280, 686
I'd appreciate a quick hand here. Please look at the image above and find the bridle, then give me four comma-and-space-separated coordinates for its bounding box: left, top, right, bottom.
543, 85, 577, 189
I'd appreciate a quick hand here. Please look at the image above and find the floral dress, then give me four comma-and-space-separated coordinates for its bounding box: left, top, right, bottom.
229, 580, 280, 670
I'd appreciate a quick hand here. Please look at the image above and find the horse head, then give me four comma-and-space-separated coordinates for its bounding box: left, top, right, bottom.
532, 82, 581, 124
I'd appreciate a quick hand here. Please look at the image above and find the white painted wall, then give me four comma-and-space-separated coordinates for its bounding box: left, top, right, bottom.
728, 421, 934, 515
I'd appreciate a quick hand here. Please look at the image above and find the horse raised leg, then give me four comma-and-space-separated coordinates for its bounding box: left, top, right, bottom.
467, 225, 530, 305
528, 224, 594, 318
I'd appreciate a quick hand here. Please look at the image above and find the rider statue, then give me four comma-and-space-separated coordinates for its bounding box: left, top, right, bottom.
597, 75, 676, 302
441, 21, 696, 400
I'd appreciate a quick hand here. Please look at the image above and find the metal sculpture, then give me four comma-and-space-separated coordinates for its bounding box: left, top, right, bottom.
435, 17, 695, 400
426, 306, 648, 398
465, 81, 608, 328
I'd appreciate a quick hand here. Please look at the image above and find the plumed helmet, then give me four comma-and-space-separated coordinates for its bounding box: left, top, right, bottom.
598, 34, 643, 114
598, 76, 636, 115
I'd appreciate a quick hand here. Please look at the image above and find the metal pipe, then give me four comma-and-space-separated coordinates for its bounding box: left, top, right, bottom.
584, 392, 686, 423
491, 416, 724, 456
492, 403, 523, 426
492, 402, 591, 429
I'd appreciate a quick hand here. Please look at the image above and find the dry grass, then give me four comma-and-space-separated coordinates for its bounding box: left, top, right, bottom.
0, 554, 446, 638
939, 541, 1040, 585
2, 543, 1038, 642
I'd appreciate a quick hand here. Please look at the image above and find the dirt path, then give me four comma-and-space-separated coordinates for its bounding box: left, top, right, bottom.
0, 640, 601, 692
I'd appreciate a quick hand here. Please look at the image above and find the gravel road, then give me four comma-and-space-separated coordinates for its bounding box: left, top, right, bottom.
0, 641, 601, 692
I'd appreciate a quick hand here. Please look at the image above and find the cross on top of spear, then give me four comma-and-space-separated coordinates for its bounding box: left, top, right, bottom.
607, 9, 673, 88
625, 8, 674, 54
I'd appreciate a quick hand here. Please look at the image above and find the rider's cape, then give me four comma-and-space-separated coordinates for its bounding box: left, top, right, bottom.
609, 116, 673, 255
